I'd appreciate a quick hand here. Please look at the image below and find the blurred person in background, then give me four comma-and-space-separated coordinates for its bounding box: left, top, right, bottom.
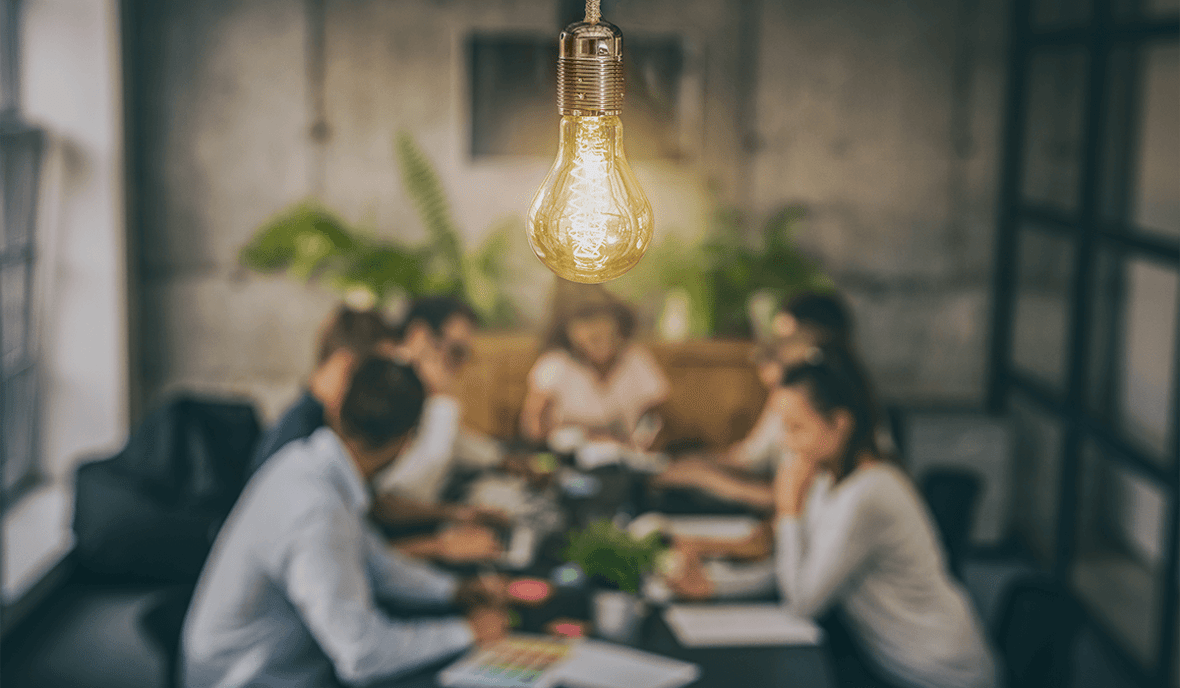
183, 358, 509, 688
772, 345, 995, 688
247, 306, 393, 476
771, 290, 854, 343
652, 290, 855, 510
248, 300, 504, 564
372, 295, 512, 538
520, 280, 669, 447
653, 332, 831, 603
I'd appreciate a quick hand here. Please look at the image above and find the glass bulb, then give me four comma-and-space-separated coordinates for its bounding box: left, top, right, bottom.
527, 115, 653, 283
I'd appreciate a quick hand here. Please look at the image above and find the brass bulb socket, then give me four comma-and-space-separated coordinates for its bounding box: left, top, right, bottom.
557, 21, 624, 116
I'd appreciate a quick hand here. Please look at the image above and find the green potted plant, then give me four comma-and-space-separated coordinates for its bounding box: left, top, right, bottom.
565, 520, 663, 642
702, 204, 832, 338
611, 202, 831, 339
239, 133, 518, 327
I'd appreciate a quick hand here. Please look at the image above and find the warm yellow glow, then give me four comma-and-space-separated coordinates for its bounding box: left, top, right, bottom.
527, 115, 653, 283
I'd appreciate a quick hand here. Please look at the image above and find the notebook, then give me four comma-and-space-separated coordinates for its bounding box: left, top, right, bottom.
438, 634, 574, 688
552, 640, 699, 688
664, 604, 822, 647
439, 636, 699, 688
663, 515, 761, 541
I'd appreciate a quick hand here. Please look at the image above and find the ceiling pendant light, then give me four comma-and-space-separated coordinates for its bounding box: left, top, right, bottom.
526, 0, 653, 284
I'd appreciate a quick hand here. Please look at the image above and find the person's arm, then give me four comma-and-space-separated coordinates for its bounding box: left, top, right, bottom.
391, 523, 503, 564
695, 472, 774, 511
372, 492, 461, 527
677, 521, 773, 561
720, 392, 784, 470
623, 347, 670, 433
521, 353, 563, 442
520, 387, 555, 443
362, 527, 460, 606
652, 460, 775, 511
773, 485, 884, 618
280, 508, 474, 685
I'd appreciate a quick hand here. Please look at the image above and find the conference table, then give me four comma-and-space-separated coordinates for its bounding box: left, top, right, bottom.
387, 460, 838, 688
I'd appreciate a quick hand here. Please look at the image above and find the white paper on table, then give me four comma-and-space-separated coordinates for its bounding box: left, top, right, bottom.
664, 604, 822, 647
576, 441, 624, 471
552, 640, 700, 688
663, 515, 761, 541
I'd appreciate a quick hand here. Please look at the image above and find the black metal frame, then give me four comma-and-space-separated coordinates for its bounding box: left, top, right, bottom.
0, 120, 44, 511
988, 0, 1180, 685
0, 0, 43, 513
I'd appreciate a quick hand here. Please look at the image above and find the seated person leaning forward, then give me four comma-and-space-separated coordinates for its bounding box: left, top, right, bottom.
520, 280, 669, 447
652, 290, 857, 512
182, 358, 509, 688
772, 345, 996, 688
650, 332, 816, 514
252, 300, 505, 563
246, 305, 392, 476
370, 296, 510, 536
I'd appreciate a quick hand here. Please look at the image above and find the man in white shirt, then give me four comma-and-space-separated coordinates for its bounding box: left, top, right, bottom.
373, 297, 509, 543
182, 358, 508, 688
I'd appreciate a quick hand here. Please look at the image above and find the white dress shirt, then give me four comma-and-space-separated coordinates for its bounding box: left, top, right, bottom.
729, 403, 786, 474
182, 427, 474, 688
373, 396, 503, 503
528, 344, 670, 436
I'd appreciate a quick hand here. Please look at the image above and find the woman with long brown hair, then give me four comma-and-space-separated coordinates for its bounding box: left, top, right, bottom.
774, 345, 996, 688
520, 280, 668, 445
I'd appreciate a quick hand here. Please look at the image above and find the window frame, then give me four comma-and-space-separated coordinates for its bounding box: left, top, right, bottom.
988, 0, 1180, 685
0, 0, 45, 512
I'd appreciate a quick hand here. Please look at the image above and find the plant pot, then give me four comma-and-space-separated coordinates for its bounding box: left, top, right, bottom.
592, 589, 646, 644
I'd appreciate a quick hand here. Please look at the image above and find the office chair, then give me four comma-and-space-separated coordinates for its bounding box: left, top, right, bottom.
920, 467, 982, 579
993, 574, 1085, 688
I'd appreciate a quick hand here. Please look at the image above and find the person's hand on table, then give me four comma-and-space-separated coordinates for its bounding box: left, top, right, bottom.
666, 548, 714, 601
651, 457, 720, 490
455, 573, 509, 608
467, 605, 510, 647
436, 523, 503, 563
449, 504, 513, 528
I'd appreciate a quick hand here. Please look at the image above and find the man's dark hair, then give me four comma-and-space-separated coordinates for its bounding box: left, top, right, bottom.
316, 306, 397, 365
398, 295, 479, 339
339, 357, 426, 450
782, 291, 853, 345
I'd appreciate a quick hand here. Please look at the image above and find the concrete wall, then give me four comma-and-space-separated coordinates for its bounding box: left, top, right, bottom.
23, 0, 128, 480
6, 0, 127, 604
130, 0, 1010, 419
749, 0, 1007, 402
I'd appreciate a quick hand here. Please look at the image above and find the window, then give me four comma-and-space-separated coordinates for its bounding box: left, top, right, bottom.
0, 0, 44, 507
989, 0, 1179, 684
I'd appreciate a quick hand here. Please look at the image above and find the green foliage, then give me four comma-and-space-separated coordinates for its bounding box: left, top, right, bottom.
240, 131, 825, 335
611, 233, 715, 337
239, 133, 517, 326
564, 520, 663, 594
395, 132, 465, 295
240, 203, 357, 278
611, 203, 830, 337
702, 204, 832, 337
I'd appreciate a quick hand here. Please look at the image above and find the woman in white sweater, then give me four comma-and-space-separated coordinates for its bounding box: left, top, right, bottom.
773, 346, 997, 688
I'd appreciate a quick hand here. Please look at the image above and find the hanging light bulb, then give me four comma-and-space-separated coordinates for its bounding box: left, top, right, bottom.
526, 0, 653, 284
